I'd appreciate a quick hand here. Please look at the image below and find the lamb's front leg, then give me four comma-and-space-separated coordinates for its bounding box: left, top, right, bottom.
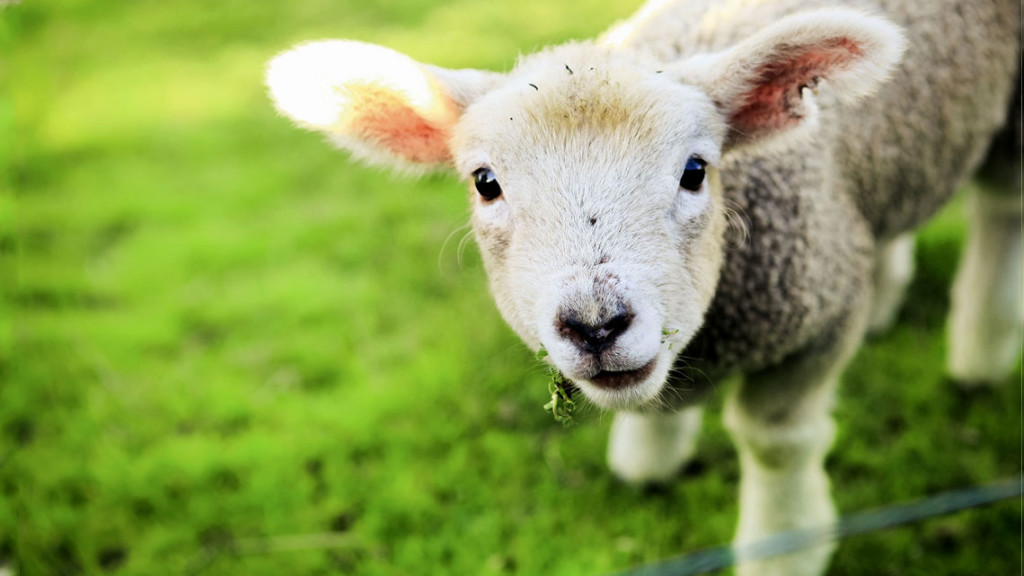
725, 341, 859, 576
607, 406, 703, 485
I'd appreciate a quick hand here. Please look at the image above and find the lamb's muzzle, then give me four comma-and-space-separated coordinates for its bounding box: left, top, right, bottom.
540, 267, 669, 399
555, 300, 661, 391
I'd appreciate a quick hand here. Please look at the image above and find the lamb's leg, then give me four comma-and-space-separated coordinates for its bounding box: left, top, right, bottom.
607, 406, 703, 484
947, 186, 1022, 385
726, 328, 863, 576
867, 233, 915, 335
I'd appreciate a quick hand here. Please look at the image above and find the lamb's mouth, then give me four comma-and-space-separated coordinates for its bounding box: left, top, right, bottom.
587, 359, 657, 390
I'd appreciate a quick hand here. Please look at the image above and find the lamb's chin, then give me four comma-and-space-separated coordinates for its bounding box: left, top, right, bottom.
571, 355, 672, 411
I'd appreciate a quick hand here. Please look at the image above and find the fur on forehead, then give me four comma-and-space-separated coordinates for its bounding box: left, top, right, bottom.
453, 42, 726, 174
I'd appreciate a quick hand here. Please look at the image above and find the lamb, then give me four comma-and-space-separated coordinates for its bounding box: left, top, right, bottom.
265, 1, 1021, 574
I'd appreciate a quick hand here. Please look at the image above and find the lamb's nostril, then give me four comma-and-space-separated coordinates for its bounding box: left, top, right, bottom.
603, 312, 630, 336
558, 310, 633, 354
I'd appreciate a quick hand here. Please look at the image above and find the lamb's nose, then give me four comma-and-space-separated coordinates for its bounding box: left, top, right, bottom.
557, 309, 632, 355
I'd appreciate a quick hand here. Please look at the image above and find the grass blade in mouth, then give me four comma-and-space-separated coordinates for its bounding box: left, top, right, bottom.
543, 369, 578, 427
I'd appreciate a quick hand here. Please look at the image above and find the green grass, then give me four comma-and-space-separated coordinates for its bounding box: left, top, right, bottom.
3, 1, 1020, 575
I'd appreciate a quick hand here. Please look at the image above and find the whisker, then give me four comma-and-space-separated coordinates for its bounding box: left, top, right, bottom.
438, 221, 473, 273
723, 198, 750, 250
456, 228, 476, 268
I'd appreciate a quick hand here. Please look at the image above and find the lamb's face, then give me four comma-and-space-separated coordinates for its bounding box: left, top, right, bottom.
451, 47, 728, 410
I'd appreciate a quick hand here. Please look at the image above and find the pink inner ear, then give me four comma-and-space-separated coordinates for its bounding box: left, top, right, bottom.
731, 37, 863, 138
347, 82, 453, 165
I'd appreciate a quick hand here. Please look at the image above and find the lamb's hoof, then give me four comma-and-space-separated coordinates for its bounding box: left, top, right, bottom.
609, 449, 691, 486
947, 373, 1013, 391
947, 333, 1020, 388
607, 409, 702, 485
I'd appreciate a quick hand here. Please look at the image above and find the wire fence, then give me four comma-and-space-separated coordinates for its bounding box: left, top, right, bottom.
610, 476, 1022, 576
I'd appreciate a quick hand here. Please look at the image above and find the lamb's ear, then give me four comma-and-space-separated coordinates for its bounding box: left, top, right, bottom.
671, 9, 905, 150
266, 41, 502, 170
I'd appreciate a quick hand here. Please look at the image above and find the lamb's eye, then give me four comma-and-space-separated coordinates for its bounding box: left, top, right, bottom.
473, 168, 502, 201
680, 157, 706, 192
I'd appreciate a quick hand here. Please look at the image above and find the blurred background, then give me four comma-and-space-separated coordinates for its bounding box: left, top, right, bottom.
3, 0, 1020, 574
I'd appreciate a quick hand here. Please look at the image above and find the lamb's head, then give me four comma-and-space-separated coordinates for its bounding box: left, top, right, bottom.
266, 9, 904, 410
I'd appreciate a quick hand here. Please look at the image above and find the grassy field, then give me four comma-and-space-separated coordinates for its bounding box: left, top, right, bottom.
3, 1, 1020, 575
